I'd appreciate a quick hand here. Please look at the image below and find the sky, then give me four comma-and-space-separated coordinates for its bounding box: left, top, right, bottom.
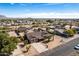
0, 3, 79, 18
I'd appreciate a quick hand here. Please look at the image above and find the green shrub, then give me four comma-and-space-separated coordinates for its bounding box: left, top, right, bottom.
72, 28, 77, 34
64, 29, 75, 36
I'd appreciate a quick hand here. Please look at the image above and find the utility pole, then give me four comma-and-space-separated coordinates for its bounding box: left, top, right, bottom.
52, 28, 55, 41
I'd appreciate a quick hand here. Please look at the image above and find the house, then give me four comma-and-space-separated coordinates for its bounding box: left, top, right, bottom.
8, 31, 18, 37
19, 32, 24, 37
54, 29, 69, 38
16, 27, 31, 32
26, 21, 33, 24
40, 28, 46, 31
55, 25, 63, 29
24, 29, 49, 43
55, 29, 64, 34
64, 25, 70, 30
71, 26, 78, 29
48, 26, 55, 29
24, 31, 43, 43
73, 27, 79, 34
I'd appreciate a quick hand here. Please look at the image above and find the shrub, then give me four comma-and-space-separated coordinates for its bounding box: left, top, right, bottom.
64, 29, 75, 36
72, 28, 77, 34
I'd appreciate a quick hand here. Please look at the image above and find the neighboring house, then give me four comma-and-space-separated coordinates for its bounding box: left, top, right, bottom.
19, 32, 24, 37
64, 25, 78, 29
55, 29, 64, 34
17, 27, 31, 32
6, 23, 11, 27
71, 26, 78, 29
48, 26, 55, 29
40, 28, 46, 31
55, 29, 69, 38
14, 27, 30, 36
0, 23, 2, 26
8, 31, 18, 37
55, 25, 63, 29
73, 27, 79, 34
64, 25, 70, 30
2, 23, 6, 26
26, 21, 33, 24
11, 23, 18, 26
48, 29, 54, 33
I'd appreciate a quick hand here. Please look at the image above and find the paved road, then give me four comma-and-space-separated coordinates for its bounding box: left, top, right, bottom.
37, 37, 79, 56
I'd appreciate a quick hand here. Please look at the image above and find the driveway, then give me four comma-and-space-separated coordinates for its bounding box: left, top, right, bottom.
31, 43, 48, 53
38, 37, 79, 56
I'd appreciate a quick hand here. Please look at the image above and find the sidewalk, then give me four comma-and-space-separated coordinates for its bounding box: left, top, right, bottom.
62, 34, 79, 43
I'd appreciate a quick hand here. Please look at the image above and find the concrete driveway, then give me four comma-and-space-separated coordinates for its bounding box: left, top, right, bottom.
31, 42, 48, 53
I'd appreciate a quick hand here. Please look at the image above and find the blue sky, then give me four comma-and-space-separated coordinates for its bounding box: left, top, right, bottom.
0, 3, 79, 18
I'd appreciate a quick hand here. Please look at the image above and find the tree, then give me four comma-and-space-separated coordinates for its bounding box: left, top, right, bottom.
43, 34, 52, 43
72, 28, 77, 34
64, 29, 75, 37
9, 37, 19, 44
46, 19, 53, 23
0, 32, 19, 55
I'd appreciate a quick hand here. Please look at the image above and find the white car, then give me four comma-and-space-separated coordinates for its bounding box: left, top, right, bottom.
74, 44, 79, 50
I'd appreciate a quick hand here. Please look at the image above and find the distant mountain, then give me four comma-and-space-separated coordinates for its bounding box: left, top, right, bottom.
0, 15, 7, 18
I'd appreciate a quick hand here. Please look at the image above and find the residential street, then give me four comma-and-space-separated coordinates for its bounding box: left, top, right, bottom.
38, 37, 79, 56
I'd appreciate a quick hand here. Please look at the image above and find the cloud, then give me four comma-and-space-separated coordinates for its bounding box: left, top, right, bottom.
19, 3, 27, 6
7, 12, 79, 18
43, 3, 63, 6
10, 3, 15, 5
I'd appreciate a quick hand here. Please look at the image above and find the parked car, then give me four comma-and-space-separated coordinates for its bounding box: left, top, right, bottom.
74, 44, 79, 50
